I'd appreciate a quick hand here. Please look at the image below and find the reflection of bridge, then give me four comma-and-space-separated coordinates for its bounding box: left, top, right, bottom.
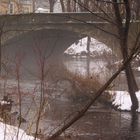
0, 13, 139, 75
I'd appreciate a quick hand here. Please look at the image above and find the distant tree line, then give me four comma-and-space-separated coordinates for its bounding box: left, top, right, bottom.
46, 0, 140, 19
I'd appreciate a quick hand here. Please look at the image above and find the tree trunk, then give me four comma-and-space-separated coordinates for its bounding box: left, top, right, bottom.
120, 30, 139, 112
73, 1, 76, 12
135, 0, 140, 19
83, 0, 89, 11
67, 0, 71, 12
60, 0, 65, 12
86, 36, 91, 77
49, 0, 55, 12
78, 0, 83, 12
0, 33, 1, 74
124, 58, 139, 112
121, 35, 139, 112
113, 0, 139, 112
32, 0, 35, 12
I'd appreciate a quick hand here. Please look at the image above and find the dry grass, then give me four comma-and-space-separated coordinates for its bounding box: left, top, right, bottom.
48, 64, 102, 95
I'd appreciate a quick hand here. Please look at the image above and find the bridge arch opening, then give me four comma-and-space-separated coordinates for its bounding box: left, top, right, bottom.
63, 36, 117, 83
3, 29, 82, 79
64, 36, 114, 58
3, 28, 118, 80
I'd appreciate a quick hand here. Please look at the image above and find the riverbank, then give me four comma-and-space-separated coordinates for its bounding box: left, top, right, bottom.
109, 90, 140, 112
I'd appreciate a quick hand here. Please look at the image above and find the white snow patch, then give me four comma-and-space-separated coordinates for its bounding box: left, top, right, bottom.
64, 37, 112, 56
35, 7, 49, 13
0, 122, 39, 140
108, 90, 140, 112
0, 101, 11, 105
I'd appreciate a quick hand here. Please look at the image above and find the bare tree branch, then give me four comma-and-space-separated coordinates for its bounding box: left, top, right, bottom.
73, 0, 117, 25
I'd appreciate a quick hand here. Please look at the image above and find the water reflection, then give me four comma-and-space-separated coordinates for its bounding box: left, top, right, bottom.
63, 58, 140, 139
127, 113, 139, 140
0, 57, 140, 140
118, 112, 140, 140
63, 58, 111, 84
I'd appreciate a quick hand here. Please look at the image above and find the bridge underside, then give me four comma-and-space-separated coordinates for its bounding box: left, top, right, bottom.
2, 20, 139, 78
3, 29, 82, 78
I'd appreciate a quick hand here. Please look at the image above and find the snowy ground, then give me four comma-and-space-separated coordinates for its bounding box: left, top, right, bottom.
109, 90, 140, 112
0, 122, 39, 140
138, 67, 140, 71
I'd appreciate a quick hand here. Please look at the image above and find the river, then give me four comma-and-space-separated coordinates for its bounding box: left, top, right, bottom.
0, 57, 140, 140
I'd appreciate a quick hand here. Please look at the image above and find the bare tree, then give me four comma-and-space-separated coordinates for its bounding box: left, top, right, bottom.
44, 0, 140, 139
112, 0, 139, 111
48, 0, 57, 12
0, 25, 3, 74
60, 0, 66, 12
72, 0, 140, 112
67, 0, 71, 12
134, 0, 140, 19
32, 0, 36, 12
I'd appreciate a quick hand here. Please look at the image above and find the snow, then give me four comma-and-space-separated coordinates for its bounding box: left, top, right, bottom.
0, 122, 39, 140
35, 8, 49, 13
64, 37, 112, 83
109, 90, 140, 112
54, 0, 62, 13
0, 100, 11, 105
64, 37, 112, 57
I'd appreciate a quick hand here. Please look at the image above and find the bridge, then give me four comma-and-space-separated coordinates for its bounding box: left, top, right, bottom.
1, 12, 108, 30
0, 13, 139, 77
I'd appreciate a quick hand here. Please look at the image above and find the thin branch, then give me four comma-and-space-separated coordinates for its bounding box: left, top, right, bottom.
124, 0, 131, 38
73, 0, 117, 25
66, 15, 120, 39
112, 0, 123, 29
96, 0, 125, 4
88, 0, 116, 22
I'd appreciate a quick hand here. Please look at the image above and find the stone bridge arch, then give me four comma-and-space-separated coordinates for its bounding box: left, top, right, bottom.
1, 13, 122, 57
1, 13, 139, 58
3, 29, 84, 78
1, 13, 139, 77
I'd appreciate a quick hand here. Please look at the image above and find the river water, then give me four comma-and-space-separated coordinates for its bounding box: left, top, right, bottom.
0, 57, 140, 140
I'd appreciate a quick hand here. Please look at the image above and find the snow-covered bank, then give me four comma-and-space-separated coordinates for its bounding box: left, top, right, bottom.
0, 122, 39, 140
64, 37, 112, 57
138, 67, 140, 71
109, 90, 140, 112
